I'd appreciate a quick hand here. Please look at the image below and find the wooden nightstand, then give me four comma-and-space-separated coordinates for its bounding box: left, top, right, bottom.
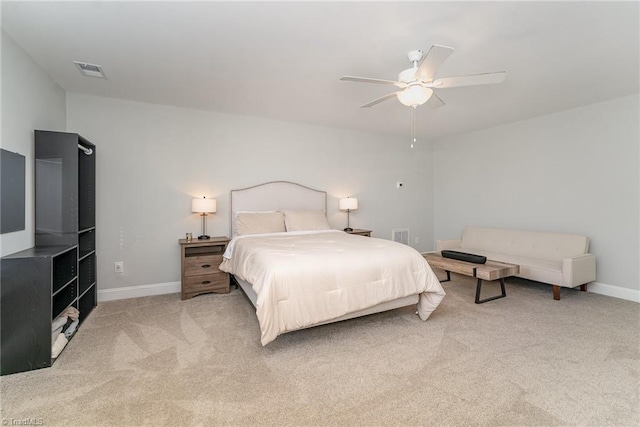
346, 229, 372, 237
179, 237, 230, 300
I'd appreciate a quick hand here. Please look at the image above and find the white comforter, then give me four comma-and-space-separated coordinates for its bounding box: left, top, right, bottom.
219, 230, 445, 345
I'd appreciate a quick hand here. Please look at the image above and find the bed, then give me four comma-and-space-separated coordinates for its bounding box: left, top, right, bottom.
219, 181, 446, 345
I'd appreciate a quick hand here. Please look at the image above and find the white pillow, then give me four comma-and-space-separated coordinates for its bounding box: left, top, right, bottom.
235, 211, 286, 236
282, 210, 331, 232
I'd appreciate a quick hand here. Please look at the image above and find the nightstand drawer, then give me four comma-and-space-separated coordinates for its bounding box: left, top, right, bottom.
184, 254, 222, 276
183, 273, 229, 293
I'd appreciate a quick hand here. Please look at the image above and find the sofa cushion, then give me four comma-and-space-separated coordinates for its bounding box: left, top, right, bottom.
458, 247, 564, 285
485, 251, 562, 284
460, 226, 589, 261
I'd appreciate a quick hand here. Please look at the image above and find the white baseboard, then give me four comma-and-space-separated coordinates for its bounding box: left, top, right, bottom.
97, 281, 180, 302
96, 280, 639, 304
588, 282, 640, 303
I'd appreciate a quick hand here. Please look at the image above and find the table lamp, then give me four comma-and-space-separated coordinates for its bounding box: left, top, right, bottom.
191, 197, 217, 240
339, 197, 358, 232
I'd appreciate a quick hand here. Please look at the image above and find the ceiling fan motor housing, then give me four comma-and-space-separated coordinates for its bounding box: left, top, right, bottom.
398, 67, 419, 84
407, 50, 424, 63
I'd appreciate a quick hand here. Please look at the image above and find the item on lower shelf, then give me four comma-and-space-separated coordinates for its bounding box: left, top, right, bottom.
51, 314, 68, 342
64, 320, 79, 338
51, 326, 64, 343
52, 315, 68, 331
441, 250, 487, 264
61, 306, 80, 321
51, 333, 68, 358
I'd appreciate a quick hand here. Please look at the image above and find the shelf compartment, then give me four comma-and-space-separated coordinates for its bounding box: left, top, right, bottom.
52, 247, 77, 294
185, 245, 224, 256
79, 254, 96, 296
78, 286, 96, 323
52, 279, 77, 320
78, 229, 95, 260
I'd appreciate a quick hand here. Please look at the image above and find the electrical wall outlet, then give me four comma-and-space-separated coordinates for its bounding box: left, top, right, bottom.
414, 237, 420, 244
114, 262, 124, 273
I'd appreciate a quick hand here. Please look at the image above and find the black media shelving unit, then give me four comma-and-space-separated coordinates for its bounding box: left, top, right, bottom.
1, 245, 77, 375
0, 131, 97, 375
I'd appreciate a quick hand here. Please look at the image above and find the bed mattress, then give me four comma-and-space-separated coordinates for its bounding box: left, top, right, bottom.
219, 230, 446, 345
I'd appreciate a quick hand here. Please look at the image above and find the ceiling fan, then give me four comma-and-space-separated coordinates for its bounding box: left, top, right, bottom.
340, 45, 506, 109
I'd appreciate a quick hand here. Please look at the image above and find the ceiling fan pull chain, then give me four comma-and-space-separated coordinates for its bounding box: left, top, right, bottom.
410, 106, 416, 149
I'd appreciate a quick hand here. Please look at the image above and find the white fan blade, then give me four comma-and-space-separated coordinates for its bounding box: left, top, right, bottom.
432, 71, 506, 88
360, 92, 398, 108
416, 45, 455, 82
426, 93, 445, 109
341, 76, 407, 88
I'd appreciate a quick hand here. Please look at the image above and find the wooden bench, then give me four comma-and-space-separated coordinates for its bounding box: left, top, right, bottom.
423, 252, 519, 303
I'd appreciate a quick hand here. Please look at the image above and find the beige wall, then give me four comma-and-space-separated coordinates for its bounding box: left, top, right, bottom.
66, 93, 434, 291
5, 25, 637, 300
0, 31, 66, 257
432, 94, 640, 296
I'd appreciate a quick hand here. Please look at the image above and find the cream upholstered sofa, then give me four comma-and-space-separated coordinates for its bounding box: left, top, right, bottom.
436, 226, 596, 300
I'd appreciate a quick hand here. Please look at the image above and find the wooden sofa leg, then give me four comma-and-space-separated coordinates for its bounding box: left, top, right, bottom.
553, 285, 561, 301
580, 284, 588, 292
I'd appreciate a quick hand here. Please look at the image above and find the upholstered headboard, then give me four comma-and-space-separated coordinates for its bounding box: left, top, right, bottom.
230, 181, 327, 232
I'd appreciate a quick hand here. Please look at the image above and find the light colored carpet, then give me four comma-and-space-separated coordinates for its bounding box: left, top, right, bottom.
1, 274, 638, 426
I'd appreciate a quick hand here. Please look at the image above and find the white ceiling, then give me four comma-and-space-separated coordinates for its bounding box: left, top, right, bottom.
2, 1, 639, 141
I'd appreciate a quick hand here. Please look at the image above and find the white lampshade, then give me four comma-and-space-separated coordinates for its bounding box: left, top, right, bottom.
396, 86, 433, 107
191, 197, 217, 213
339, 197, 358, 211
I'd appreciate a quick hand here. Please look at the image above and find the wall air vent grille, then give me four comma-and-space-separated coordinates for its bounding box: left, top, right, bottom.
392, 228, 409, 245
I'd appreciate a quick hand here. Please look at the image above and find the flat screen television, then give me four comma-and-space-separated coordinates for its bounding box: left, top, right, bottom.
1, 149, 26, 234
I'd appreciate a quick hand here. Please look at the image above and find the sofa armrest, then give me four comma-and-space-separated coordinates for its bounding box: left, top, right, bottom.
562, 253, 596, 287
436, 239, 462, 252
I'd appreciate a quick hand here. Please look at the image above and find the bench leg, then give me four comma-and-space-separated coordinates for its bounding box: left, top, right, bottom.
553, 285, 561, 301
475, 278, 507, 304
440, 270, 451, 283
580, 284, 588, 292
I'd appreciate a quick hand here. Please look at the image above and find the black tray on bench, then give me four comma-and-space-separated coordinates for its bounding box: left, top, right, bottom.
441, 250, 487, 264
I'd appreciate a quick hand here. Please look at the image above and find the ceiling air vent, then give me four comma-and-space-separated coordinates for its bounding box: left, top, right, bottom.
73, 61, 107, 79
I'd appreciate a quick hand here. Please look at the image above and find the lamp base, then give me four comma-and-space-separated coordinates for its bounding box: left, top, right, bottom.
343, 227, 353, 232
197, 235, 210, 240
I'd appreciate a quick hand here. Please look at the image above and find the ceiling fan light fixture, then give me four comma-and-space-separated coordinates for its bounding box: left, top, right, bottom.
396, 85, 433, 107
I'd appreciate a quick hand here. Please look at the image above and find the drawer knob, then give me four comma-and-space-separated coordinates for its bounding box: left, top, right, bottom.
202, 280, 211, 284
201, 264, 211, 268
